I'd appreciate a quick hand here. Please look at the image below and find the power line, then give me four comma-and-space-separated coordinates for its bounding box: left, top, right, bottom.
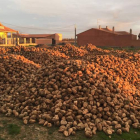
1, 21, 92, 32
1, 21, 75, 31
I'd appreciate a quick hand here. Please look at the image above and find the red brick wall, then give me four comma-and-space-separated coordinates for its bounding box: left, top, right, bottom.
131, 40, 140, 47
36, 39, 52, 45
36, 38, 61, 45
77, 29, 139, 47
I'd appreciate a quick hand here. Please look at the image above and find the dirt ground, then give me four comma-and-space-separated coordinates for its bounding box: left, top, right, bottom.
0, 114, 140, 140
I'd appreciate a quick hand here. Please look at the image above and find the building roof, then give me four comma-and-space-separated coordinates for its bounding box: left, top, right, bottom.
15, 34, 54, 38
101, 28, 119, 35
0, 22, 17, 33
77, 27, 134, 36
101, 28, 113, 32
77, 28, 118, 36
101, 28, 132, 35
115, 31, 130, 35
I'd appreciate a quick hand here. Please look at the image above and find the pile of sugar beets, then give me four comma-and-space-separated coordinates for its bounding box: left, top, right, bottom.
0, 44, 140, 137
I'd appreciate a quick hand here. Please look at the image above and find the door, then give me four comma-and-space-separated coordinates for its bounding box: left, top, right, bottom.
52, 38, 56, 45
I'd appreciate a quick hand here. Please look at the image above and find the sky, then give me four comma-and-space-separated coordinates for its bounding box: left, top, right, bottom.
0, 0, 140, 38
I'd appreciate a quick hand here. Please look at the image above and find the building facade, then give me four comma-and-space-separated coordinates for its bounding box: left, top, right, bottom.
0, 22, 62, 46
14, 33, 62, 46
77, 26, 140, 47
0, 22, 17, 46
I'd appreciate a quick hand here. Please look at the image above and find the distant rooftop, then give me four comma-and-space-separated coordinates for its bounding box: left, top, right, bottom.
0, 22, 17, 33
15, 34, 54, 38
101, 27, 130, 35
77, 26, 134, 36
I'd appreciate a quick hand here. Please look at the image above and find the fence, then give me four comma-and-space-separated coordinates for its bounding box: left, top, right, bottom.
0, 38, 37, 46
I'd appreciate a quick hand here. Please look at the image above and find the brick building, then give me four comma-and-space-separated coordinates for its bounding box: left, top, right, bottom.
77, 26, 140, 47
14, 33, 62, 46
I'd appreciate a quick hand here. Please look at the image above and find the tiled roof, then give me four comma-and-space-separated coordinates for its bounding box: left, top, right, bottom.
0, 23, 17, 32
101, 28, 119, 34
115, 31, 130, 35
77, 28, 118, 36
101, 28, 113, 32
16, 34, 53, 38
77, 27, 134, 36
101, 28, 130, 35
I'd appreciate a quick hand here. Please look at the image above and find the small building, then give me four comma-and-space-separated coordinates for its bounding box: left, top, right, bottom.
0, 22, 62, 46
14, 33, 62, 46
77, 26, 140, 47
0, 22, 17, 46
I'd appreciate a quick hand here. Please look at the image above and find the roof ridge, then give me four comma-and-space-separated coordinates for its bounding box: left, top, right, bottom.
77, 27, 134, 36
0, 22, 3, 26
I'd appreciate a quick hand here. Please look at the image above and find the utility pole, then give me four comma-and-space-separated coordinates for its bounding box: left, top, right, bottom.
75, 24, 76, 46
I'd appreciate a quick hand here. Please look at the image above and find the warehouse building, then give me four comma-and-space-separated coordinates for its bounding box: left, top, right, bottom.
77, 26, 140, 47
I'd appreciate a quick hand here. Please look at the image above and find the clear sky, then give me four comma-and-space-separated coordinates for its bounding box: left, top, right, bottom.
0, 0, 140, 38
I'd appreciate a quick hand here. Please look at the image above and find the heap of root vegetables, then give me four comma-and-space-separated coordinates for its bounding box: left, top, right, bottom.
0, 44, 140, 137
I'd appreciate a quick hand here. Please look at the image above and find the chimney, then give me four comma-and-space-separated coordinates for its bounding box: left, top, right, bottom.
112, 26, 115, 32
130, 29, 132, 34
99, 25, 101, 30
